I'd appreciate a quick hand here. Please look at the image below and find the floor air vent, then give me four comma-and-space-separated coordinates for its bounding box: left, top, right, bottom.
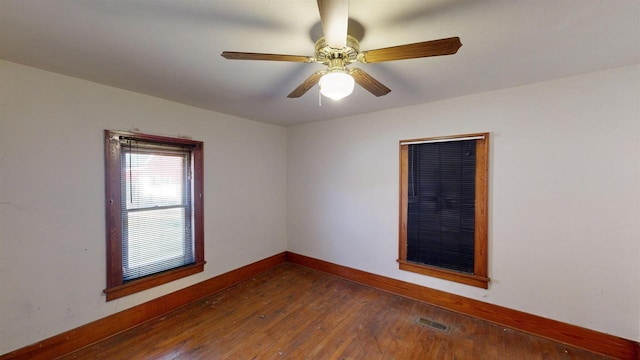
417, 317, 449, 332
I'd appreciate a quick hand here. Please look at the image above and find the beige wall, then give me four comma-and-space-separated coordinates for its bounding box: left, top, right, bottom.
1, 60, 639, 354
287, 65, 640, 341
0, 60, 288, 353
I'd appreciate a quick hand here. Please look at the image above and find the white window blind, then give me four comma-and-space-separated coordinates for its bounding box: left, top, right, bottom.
120, 140, 194, 281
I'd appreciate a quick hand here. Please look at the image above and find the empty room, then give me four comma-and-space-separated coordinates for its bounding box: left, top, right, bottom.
0, 1, 639, 359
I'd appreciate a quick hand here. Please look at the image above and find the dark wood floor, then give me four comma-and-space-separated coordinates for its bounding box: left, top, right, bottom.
61, 263, 610, 359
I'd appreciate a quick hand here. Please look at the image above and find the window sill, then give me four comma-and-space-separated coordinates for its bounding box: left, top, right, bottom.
398, 260, 489, 289
104, 262, 206, 301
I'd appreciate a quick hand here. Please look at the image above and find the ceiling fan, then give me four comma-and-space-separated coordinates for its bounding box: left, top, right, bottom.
221, 0, 462, 100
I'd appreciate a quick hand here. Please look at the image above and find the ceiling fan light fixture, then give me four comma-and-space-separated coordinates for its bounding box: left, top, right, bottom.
319, 70, 354, 100
221, 1, 462, 100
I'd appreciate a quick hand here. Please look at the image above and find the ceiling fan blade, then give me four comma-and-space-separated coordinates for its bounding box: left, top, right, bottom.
361, 37, 462, 63
317, 0, 349, 48
350, 68, 391, 97
221, 51, 313, 63
288, 71, 324, 98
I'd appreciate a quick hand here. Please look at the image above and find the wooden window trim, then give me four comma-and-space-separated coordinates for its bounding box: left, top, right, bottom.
104, 262, 205, 301
398, 132, 489, 288
104, 130, 205, 301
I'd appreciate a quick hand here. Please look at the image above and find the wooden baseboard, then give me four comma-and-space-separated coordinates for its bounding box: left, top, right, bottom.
0, 252, 287, 360
286, 252, 639, 360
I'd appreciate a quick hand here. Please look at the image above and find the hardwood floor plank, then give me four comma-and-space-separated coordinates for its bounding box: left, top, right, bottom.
60, 263, 614, 360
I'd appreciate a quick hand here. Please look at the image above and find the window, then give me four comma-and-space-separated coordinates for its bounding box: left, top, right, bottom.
104, 130, 204, 301
398, 133, 489, 288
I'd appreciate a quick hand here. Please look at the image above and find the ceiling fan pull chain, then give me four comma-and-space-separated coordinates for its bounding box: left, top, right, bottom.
318, 87, 322, 106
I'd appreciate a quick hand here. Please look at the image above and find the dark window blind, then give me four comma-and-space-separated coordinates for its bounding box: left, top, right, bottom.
407, 140, 476, 273
120, 141, 194, 281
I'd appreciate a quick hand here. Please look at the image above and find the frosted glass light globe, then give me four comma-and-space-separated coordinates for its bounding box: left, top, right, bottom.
319, 71, 355, 100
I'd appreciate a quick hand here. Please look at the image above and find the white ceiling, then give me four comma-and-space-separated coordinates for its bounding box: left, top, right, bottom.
1, 0, 639, 126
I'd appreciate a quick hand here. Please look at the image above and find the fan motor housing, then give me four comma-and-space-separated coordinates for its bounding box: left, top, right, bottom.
314, 35, 360, 66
